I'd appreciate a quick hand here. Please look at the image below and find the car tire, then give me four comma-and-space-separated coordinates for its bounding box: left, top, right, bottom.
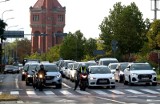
124, 77, 128, 85
26, 80, 29, 86
111, 86, 115, 89
129, 77, 134, 86
152, 82, 157, 86
56, 84, 62, 89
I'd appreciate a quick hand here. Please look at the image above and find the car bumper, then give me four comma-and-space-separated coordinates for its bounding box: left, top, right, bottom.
88, 78, 115, 87
45, 76, 62, 86
130, 75, 157, 83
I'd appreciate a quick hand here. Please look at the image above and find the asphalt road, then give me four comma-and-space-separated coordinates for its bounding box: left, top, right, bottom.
0, 73, 160, 104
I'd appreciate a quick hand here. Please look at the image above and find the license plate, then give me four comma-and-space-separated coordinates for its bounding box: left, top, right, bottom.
45, 80, 53, 83
99, 80, 108, 83
142, 78, 149, 80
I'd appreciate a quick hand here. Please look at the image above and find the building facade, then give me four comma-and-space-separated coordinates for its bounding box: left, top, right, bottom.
30, 0, 66, 53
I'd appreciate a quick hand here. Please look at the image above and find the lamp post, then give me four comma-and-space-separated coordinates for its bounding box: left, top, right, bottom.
1, 9, 13, 20
5, 17, 14, 22
0, 0, 9, 3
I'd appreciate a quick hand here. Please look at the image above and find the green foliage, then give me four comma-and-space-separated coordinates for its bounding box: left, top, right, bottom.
60, 30, 86, 61
99, 2, 146, 56
0, 19, 7, 36
147, 19, 160, 50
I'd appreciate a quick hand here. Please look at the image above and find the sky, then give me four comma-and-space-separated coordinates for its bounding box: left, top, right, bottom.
0, 0, 159, 39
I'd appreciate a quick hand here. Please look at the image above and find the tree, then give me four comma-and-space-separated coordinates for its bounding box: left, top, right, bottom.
60, 30, 86, 61
147, 19, 160, 50
99, 2, 146, 57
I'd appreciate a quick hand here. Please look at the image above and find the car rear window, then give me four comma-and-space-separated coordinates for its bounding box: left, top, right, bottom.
45, 65, 58, 72
90, 67, 111, 74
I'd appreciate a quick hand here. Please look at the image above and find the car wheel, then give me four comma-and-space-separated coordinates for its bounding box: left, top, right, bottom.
152, 82, 157, 86
111, 86, 115, 89
26, 81, 29, 86
56, 84, 62, 89
129, 77, 134, 86
124, 78, 128, 85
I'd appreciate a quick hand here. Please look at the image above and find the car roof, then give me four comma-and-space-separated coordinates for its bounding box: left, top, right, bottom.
89, 65, 108, 68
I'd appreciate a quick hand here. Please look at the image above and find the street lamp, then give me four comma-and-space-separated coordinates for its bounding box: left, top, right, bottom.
1, 9, 13, 20
7, 25, 18, 30
0, 0, 9, 3
5, 17, 14, 22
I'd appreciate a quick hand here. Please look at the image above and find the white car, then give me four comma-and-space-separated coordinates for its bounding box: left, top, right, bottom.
108, 63, 119, 74
88, 65, 115, 88
123, 63, 157, 86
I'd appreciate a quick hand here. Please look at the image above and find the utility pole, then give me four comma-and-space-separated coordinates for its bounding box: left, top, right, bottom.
151, 0, 160, 20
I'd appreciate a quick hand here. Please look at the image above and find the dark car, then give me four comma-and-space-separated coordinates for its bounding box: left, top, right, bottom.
4, 65, 18, 74
23, 63, 39, 85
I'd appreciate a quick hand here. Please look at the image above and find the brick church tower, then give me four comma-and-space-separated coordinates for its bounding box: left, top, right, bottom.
30, 0, 66, 53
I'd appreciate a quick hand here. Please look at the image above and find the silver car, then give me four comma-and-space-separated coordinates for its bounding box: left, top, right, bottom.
43, 63, 62, 88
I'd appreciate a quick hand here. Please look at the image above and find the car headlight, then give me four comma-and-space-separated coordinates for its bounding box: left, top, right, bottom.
110, 76, 115, 79
56, 74, 61, 78
151, 73, 156, 75
27, 75, 32, 77
131, 73, 138, 76
22, 72, 25, 74
90, 77, 96, 80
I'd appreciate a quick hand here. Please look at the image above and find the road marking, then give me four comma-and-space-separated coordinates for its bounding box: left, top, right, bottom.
109, 90, 125, 94
44, 91, 56, 96
10, 91, 19, 95
15, 75, 19, 89
26, 91, 37, 97
141, 89, 160, 94
93, 90, 108, 95
126, 89, 144, 94
60, 90, 72, 95
76, 90, 90, 95
62, 82, 71, 88
0, 92, 2, 95
95, 96, 127, 104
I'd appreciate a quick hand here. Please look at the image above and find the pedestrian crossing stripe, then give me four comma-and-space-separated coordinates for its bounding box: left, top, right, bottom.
125, 89, 144, 94
141, 89, 160, 94
0, 89, 160, 97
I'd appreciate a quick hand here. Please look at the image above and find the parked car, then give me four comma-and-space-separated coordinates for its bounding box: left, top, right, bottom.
33, 63, 62, 88
108, 63, 119, 74
4, 65, 18, 74
123, 62, 157, 86
98, 58, 118, 66
25, 63, 39, 85
88, 65, 115, 88
114, 62, 129, 82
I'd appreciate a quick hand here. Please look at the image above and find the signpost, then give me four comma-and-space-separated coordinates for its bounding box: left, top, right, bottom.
3, 30, 24, 38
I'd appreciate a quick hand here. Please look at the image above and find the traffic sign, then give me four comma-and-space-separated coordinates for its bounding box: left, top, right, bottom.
3, 31, 24, 38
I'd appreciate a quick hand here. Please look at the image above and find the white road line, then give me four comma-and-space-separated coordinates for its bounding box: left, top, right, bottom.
10, 91, 19, 95
60, 90, 72, 95
62, 82, 71, 88
0, 92, 2, 95
95, 96, 127, 104
15, 75, 19, 89
141, 89, 160, 94
44, 91, 56, 96
26, 91, 37, 97
93, 90, 108, 95
109, 90, 125, 94
76, 90, 91, 95
126, 89, 144, 94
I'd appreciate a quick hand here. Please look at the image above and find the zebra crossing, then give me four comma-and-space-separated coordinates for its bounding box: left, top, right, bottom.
0, 88, 160, 97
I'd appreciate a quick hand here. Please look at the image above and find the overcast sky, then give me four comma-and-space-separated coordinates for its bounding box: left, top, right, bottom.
0, 0, 159, 39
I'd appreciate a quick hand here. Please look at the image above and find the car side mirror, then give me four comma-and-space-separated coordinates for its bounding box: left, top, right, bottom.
116, 69, 119, 71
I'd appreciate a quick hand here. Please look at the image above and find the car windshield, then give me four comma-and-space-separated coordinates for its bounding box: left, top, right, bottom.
90, 67, 111, 74
120, 63, 129, 71
45, 65, 58, 72
103, 60, 118, 66
85, 62, 97, 68
110, 64, 118, 69
28, 65, 37, 71
131, 64, 152, 70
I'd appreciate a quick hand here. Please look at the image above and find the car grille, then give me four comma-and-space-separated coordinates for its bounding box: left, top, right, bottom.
45, 76, 54, 80
96, 78, 110, 84
138, 74, 152, 80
